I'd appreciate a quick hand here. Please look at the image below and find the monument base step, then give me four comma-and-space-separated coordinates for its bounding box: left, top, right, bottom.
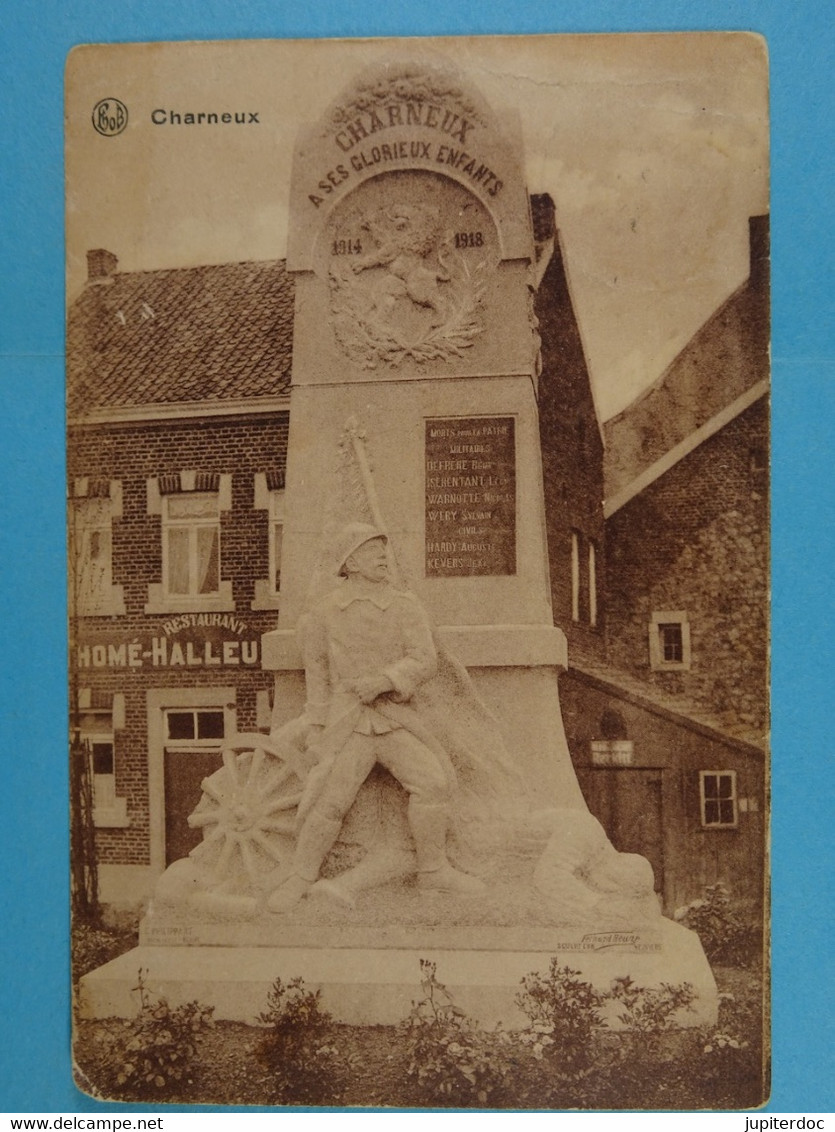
79, 917, 717, 1029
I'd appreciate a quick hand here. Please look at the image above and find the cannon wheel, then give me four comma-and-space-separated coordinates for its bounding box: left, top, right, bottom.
187, 733, 304, 890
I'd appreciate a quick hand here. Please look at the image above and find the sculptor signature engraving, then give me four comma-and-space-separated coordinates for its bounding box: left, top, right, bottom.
329, 202, 487, 368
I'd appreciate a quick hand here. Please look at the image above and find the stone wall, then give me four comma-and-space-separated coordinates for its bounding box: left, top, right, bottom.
604, 398, 768, 740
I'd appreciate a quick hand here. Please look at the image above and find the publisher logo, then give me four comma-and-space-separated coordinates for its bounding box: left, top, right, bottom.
92, 98, 128, 137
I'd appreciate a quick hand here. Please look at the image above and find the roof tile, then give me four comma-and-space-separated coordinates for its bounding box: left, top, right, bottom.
67, 259, 295, 416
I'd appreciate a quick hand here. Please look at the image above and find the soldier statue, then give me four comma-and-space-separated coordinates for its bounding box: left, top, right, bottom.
268, 523, 484, 912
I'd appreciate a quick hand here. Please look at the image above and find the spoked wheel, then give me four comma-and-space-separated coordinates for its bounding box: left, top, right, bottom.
187, 733, 305, 892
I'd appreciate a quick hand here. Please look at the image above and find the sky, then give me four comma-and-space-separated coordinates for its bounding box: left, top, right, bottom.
65, 33, 769, 422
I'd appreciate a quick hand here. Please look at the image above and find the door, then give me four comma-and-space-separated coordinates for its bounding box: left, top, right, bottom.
162, 706, 226, 866
576, 767, 665, 905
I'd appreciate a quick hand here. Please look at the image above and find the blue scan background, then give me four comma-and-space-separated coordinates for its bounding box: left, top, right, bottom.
1, 0, 833, 1114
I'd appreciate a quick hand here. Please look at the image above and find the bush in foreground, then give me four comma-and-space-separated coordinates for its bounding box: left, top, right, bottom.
256, 975, 356, 1105
400, 959, 513, 1107
109, 970, 214, 1099
676, 883, 761, 967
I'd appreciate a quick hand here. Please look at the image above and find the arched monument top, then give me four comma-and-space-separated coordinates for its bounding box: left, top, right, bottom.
287, 59, 534, 270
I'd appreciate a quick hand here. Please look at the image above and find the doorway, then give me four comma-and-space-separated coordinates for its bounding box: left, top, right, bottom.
163, 707, 227, 866
146, 687, 236, 876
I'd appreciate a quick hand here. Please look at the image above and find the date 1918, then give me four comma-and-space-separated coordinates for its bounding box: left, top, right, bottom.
454, 231, 484, 248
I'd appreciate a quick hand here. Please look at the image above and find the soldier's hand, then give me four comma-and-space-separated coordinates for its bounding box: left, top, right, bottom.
352, 674, 394, 704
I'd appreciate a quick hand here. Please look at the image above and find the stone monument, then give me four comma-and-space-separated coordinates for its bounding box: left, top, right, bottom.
80, 57, 717, 1029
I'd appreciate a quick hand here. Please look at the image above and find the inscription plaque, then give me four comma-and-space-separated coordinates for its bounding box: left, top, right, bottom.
425, 416, 516, 576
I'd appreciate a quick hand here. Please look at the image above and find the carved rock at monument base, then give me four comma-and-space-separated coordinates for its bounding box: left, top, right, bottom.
148, 721, 662, 933
149, 760, 662, 932
147, 428, 662, 934
533, 809, 661, 924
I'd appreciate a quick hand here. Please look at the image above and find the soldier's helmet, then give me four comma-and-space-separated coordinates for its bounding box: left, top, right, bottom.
333, 522, 387, 577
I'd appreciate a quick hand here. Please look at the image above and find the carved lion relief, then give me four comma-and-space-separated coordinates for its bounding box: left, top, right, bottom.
328, 200, 488, 368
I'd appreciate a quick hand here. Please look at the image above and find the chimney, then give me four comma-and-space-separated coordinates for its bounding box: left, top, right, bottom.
86, 248, 119, 282
529, 193, 557, 288
530, 193, 556, 245
748, 215, 769, 292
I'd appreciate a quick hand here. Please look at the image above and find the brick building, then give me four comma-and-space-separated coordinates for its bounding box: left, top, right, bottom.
68, 253, 293, 903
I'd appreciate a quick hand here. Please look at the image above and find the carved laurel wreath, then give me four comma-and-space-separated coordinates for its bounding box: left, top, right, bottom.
330, 66, 488, 130
329, 251, 488, 369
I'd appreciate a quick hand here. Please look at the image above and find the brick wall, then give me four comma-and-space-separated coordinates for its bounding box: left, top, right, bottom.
68, 412, 289, 865
69, 413, 289, 617
604, 398, 769, 737
536, 234, 606, 658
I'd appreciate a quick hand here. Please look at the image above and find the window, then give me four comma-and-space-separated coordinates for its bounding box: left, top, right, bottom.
570, 531, 580, 623
749, 446, 767, 474
749, 446, 768, 489
163, 492, 220, 597
69, 480, 124, 616
251, 472, 285, 610
165, 708, 226, 742
659, 622, 682, 662
648, 610, 691, 670
588, 541, 598, 627
268, 489, 285, 596
590, 709, 632, 765
77, 692, 127, 827
73, 499, 113, 610
145, 473, 233, 613
90, 738, 117, 808
700, 770, 738, 828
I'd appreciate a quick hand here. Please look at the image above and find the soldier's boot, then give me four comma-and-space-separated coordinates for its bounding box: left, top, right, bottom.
267, 814, 342, 914
409, 802, 486, 896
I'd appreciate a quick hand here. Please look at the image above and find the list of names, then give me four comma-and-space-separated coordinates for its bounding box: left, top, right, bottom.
425, 416, 516, 577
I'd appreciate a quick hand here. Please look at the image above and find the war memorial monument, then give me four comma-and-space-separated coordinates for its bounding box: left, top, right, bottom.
79, 55, 717, 1031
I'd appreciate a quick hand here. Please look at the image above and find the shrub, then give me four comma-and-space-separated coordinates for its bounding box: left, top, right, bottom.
608, 974, 696, 1079
610, 975, 695, 1034
516, 959, 607, 1076
676, 883, 761, 967
256, 975, 355, 1105
690, 980, 768, 1108
401, 959, 512, 1107
114, 970, 214, 1097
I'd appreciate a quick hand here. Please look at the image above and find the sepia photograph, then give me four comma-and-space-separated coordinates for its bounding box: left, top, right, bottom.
65, 33, 769, 1109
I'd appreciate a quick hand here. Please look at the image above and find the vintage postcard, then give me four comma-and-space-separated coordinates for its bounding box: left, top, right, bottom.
66, 33, 769, 1108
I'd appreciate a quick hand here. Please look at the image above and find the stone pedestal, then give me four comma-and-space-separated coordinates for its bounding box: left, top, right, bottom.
80, 919, 716, 1029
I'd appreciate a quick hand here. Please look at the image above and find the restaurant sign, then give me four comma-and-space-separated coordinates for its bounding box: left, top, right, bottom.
75, 613, 260, 670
